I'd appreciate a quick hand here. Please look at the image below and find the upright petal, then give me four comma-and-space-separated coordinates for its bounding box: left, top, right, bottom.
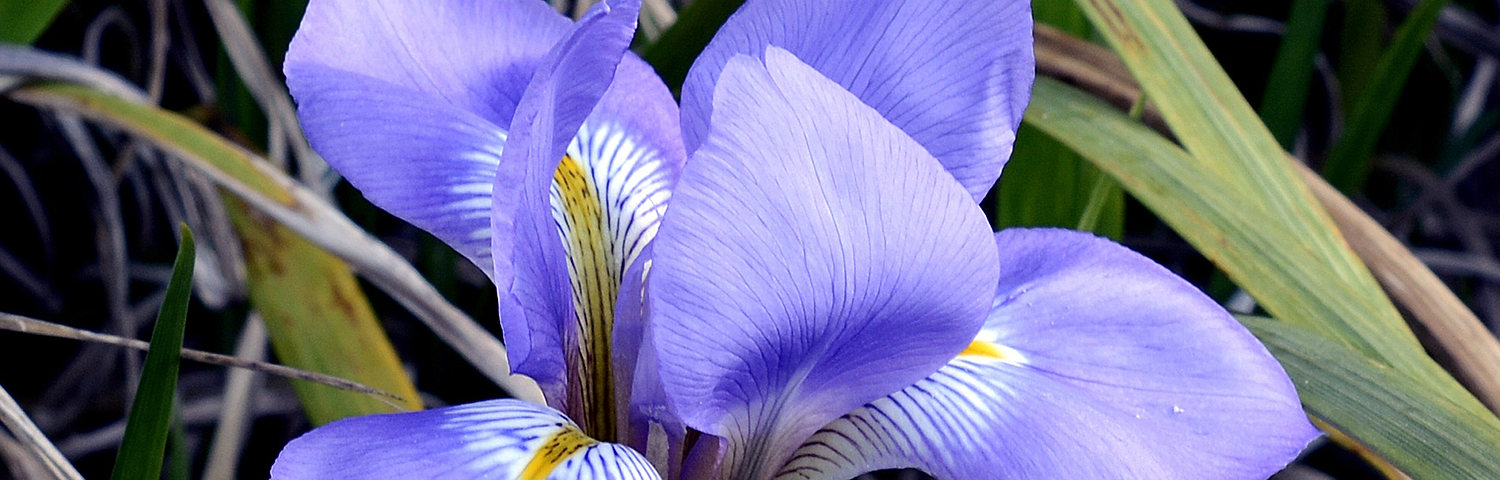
491, 0, 658, 440
650, 48, 999, 479
779, 229, 1319, 479
285, 0, 570, 277
270, 399, 660, 479
679, 0, 1034, 200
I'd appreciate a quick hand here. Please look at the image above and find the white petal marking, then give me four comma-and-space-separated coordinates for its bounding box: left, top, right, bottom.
776, 349, 1026, 479
549, 120, 675, 438
433, 401, 662, 479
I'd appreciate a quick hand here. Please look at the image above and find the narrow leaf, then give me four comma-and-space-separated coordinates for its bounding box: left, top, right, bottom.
1259, 0, 1330, 148
109, 225, 194, 480
10, 80, 539, 402
1026, 74, 1495, 427
1322, 0, 1449, 191
0, 0, 69, 45
1336, 0, 1388, 102
1072, 0, 1438, 385
1034, 1, 1090, 36
1027, 76, 1500, 476
1241, 314, 1500, 479
10, 80, 422, 423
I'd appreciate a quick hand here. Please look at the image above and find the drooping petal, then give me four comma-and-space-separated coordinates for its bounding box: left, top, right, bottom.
270, 399, 660, 479
285, 0, 570, 277
778, 229, 1320, 479
491, 0, 660, 439
649, 48, 999, 479
679, 0, 1034, 200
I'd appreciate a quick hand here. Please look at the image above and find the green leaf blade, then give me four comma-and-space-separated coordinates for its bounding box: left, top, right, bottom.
1028, 75, 1500, 478
1242, 315, 1500, 479
13, 83, 423, 424
0, 0, 69, 45
1322, 0, 1449, 191
1072, 0, 1434, 381
991, 123, 1123, 239
110, 225, 195, 480
1259, 0, 1330, 148
225, 197, 423, 425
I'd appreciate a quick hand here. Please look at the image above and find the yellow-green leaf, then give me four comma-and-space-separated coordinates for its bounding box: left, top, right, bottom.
1242, 314, 1500, 478
225, 197, 421, 425
1072, 0, 1438, 385
1028, 75, 1500, 476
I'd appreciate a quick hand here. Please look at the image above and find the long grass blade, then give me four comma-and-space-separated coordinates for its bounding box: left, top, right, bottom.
1072, 0, 1439, 384
1032, 24, 1500, 413
1027, 76, 1500, 475
991, 124, 1123, 238
1322, 0, 1449, 191
0, 312, 408, 406
108, 225, 194, 480
1259, 0, 1330, 148
0, 384, 83, 480
1241, 314, 1500, 478
223, 194, 422, 424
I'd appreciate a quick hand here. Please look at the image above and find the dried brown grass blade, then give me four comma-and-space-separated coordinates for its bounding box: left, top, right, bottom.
0, 383, 84, 480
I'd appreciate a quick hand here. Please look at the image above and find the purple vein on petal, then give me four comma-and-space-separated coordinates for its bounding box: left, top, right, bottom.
285, 0, 572, 277
679, 0, 1035, 200
491, 0, 658, 442
651, 47, 998, 479
779, 229, 1319, 479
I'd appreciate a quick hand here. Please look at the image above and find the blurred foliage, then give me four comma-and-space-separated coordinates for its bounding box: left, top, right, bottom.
989, 2, 1125, 239
0, 0, 70, 44
1260, 0, 1330, 148
1323, 0, 1451, 192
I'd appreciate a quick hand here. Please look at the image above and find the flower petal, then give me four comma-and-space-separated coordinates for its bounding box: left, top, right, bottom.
285, 0, 571, 277
490, 0, 653, 438
778, 229, 1319, 479
649, 48, 999, 478
270, 399, 660, 479
679, 0, 1034, 200
288, 0, 568, 126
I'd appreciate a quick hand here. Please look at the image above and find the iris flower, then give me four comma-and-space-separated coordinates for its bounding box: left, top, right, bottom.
271, 0, 1319, 478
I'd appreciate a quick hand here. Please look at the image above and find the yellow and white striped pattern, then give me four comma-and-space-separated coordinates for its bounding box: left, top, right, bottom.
438, 401, 661, 479
550, 120, 675, 439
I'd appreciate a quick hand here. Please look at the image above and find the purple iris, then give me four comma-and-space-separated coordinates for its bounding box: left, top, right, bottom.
270, 0, 1319, 478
